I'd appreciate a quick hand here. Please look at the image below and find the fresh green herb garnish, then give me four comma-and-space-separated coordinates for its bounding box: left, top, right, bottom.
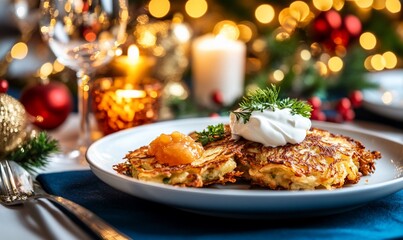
196, 123, 225, 146
232, 84, 312, 123
5, 131, 59, 173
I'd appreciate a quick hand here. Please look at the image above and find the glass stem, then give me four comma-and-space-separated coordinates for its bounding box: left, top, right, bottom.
77, 70, 92, 156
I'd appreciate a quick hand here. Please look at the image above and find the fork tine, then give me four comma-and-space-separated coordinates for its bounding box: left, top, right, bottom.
0, 161, 12, 199
4, 160, 19, 196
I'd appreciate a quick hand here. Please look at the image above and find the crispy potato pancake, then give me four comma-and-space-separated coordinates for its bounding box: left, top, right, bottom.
114, 125, 381, 190
114, 126, 243, 187
237, 127, 381, 190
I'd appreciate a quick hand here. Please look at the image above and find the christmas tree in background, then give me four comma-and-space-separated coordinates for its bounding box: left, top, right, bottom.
134, 0, 402, 121
2, 0, 403, 124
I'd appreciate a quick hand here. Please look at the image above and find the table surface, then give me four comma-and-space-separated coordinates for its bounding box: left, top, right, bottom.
0, 113, 402, 240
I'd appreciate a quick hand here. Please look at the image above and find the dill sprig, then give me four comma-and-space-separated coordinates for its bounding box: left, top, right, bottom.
232, 85, 312, 123
195, 123, 225, 146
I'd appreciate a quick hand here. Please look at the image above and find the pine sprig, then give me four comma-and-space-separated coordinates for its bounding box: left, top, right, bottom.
195, 123, 225, 146
5, 132, 60, 173
232, 85, 312, 123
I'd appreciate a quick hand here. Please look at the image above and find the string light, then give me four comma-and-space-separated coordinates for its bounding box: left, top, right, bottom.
53, 60, 65, 73
313, 0, 333, 11
185, 0, 208, 18
383, 51, 397, 69
39, 62, 53, 79
237, 22, 254, 42
360, 32, 377, 50
385, 0, 401, 13
355, 0, 374, 9
272, 70, 285, 82
333, 0, 345, 11
328, 56, 343, 72
371, 54, 386, 71
10, 42, 28, 60
300, 49, 311, 61
381, 91, 393, 105
149, 0, 170, 18
213, 20, 239, 40
255, 4, 275, 24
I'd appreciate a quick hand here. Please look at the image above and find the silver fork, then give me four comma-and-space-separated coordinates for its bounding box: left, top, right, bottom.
0, 160, 132, 240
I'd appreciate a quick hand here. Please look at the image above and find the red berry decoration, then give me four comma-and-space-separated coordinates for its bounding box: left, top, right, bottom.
209, 112, 221, 118
310, 109, 326, 121
307, 96, 322, 110
341, 109, 355, 121
20, 81, 73, 130
336, 97, 352, 114
0, 79, 9, 93
349, 90, 363, 108
212, 90, 224, 106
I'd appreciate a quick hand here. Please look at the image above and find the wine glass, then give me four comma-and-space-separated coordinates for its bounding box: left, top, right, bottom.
39, 0, 128, 162
11, 0, 41, 41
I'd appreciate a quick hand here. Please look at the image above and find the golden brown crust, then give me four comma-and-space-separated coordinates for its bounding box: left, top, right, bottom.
114, 125, 244, 187
114, 125, 382, 190
237, 127, 381, 190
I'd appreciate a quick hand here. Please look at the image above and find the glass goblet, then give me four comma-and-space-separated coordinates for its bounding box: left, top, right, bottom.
39, 0, 128, 162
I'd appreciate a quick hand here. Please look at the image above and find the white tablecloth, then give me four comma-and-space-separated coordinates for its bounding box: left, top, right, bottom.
0, 114, 402, 240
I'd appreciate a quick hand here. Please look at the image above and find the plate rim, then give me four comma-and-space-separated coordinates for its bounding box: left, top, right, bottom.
86, 117, 403, 197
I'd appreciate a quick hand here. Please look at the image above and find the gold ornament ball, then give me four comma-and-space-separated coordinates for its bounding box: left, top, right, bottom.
0, 93, 28, 156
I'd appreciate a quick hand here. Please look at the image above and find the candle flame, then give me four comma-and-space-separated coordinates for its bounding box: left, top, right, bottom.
214, 20, 239, 40
116, 89, 147, 99
128, 45, 140, 62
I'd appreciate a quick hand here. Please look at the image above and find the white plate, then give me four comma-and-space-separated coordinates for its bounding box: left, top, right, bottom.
362, 69, 403, 121
86, 117, 403, 219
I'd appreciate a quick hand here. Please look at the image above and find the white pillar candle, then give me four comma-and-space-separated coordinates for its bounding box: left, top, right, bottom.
191, 34, 246, 109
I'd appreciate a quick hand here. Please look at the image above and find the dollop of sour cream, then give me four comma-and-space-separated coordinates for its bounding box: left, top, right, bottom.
229, 108, 311, 147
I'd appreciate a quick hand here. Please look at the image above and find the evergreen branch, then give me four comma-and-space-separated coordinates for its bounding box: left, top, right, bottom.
195, 123, 225, 146
5, 132, 60, 173
232, 84, 312, 123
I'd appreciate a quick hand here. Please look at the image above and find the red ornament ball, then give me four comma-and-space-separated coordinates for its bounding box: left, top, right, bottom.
20, 81, 73, 130
0, 79, 9, 93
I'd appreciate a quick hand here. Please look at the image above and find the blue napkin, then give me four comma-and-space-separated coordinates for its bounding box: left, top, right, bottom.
36, 170, 403, 240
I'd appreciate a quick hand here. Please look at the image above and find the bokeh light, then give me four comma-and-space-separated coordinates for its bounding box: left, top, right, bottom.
289, 1, 310, 22
373, 0, 386, 10
371, 54, 386, 71
328, 56, 343, 72
360, 32, 377, 50
10, 42, 28, 60
149, 0, 170, 18
53, 60, 65, 73
273, 70, 285, 82
313, 0, 333, 11
300, 49, 311, 61
383, 51, 397, 69
213, 20, 239, 40
332, 0, 345, 10
39, 62, 53, 78
381, 91, 393, 104
238, 22, 255, 42
385, 0, 401, 13
255, 4, 275, 24
355, 0, 374, 9
316, 61, 328, 76
185, 0, 208, 18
